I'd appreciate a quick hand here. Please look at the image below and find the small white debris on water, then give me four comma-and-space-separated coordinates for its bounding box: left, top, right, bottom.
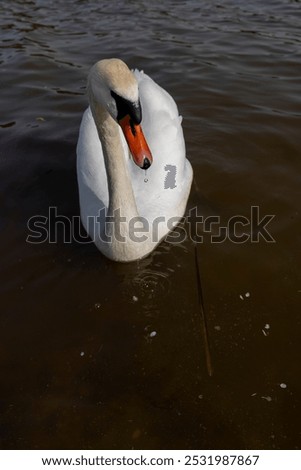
261, 396, 272, 402
280, 383, 287, 389
132, 296, 138, 302
198, 394, 203, 399
149, 331, 157, 338
262, 323, 270, 336
94, 303, 101, 309
214, 325, 221, 331
80, 351, 85, 357
251, 393, 257, 397
240, 292, 250, 299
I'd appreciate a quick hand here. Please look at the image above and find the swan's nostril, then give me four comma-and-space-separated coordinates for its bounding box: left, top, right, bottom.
142, 157, 151, 170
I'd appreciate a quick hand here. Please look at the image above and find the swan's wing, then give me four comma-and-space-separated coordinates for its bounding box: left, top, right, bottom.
129, 70, 193, 221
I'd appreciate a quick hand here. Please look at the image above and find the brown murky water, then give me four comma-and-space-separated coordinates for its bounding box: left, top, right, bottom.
1, 0, 301, 450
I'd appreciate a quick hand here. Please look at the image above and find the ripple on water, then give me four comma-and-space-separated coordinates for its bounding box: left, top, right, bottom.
120, 265, 172, 318
132, 269, 171, 299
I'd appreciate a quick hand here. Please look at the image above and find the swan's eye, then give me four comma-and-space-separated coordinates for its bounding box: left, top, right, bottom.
111, 90, 142, 125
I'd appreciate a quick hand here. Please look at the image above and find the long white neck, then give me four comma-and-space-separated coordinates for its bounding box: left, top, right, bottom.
89, 94, 139, 221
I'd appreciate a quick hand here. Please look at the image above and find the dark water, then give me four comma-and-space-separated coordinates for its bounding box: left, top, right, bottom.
1, 0, 301, 450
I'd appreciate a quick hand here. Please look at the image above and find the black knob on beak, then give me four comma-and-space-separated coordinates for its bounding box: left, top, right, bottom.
142, 157, 151, 170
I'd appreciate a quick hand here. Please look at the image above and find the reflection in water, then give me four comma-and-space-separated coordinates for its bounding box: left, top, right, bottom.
1, 0, 301, 450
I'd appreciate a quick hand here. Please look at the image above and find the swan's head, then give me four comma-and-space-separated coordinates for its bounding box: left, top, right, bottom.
88, 58, 152, 170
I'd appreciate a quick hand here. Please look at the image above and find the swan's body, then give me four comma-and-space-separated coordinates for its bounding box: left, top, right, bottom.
77, 59, 193, 262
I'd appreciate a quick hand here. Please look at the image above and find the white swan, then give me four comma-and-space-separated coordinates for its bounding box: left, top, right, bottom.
77, 58, 193, 262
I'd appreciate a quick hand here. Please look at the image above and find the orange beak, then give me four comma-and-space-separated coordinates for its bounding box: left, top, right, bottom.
119, 115, 153, 170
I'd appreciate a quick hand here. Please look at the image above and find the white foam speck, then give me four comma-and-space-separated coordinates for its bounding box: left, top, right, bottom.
261, 396, 272, 402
